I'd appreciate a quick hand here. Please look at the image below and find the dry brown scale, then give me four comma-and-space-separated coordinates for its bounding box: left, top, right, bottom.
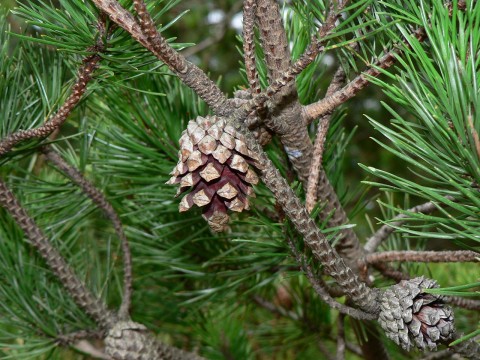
167, 115, 260, 231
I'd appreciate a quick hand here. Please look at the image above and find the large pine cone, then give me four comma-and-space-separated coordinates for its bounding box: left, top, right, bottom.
167, 115, 260, 232
379, 276, 455, 351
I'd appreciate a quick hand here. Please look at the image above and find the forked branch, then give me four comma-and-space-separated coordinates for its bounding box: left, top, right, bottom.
364, 196, 455, 253
303, 28, 427, 123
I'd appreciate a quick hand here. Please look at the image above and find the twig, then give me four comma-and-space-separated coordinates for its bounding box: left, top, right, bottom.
446, 296, 480, 311
252, 0, 364, 266
286, 238, 377, 320
0, 55, 100, 157
303, 28, 427, 123
235, 0, 350, 119
106, 0, 379, 314
0, 179, 116, 329
42, 146, 133, 319
317, 341, 336, 360
336, 314, 346, 360
365, 250, 479, 264
306, 66, 346, 213
243, 0, 261, 96
364, 196, 456, 253
449, 333, 480, 359
57, 329, 104, 346
372, 263, 410, 282
421, 348, 461, 360
91, 0, 229, 116
252, 295, 299, 321
344, 340, 363, 357
72, 340, 112, 360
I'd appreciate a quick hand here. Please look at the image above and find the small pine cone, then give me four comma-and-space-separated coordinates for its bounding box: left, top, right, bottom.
379, 276, 455, 352
105, 321, 202, 360
167, 115, 260, 232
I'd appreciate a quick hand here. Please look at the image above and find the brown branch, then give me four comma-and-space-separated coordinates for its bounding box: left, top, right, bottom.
91, 0, 377, 313
306, 66, 346, 213
303, 28, 427, 123
448, 333, 480, 360
287, 238, 377, 320
0, 179, 116, 329
336, 314, 346, 360
317, 342, 336, 360
42, 146, 133, 320
365, 250, 479, 264
252, 295, 299, 321
57, 329, 104, 346
72, 340, 112, 360
91, 0, 229, 116
372, 263, 410, 282
0, 178, 203, 359
234, 0, 350, 119
0, 55, 100, 157
421, 349, 462, 360
243, 0, 261, 96
446, 296, 480, 311
364, 196, 456, 253
252, 0, 363, 266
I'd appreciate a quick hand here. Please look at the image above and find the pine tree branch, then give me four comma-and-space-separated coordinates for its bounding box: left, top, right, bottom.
42, 146, 133, 320
365, 250, 479, 264
421, 349, 462, 360
0, 179, 116, 329
91, 0, 230, 116
0, 179, 205, 358
57, 329, 104, 346
254, 0, 312, 185
336, 314, 346, 360
0, 54, 100, 157
243, 0, 261, 96
251, 0, 363, 266
317, 341, 336, 360
91, 0, 376, 314
233, 1, 350, 120
372, 263, 410, 281
446, 296, 480, 311
286, 237, 377, 320
234, 119, 380, 313
306, 66, 346, 213
364, 196, 456, 253
448, 333, 480, 360
302, 28, 427, 124
72, 340, 112, 360
252, 295, 299, 321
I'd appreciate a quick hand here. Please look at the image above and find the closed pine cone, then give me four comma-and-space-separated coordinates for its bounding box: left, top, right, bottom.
167, 115, 260, 231
379, 276, 455, 351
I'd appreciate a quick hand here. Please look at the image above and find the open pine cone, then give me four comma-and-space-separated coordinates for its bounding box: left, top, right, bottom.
167, 115, 260, 232
379, 276, 455, 351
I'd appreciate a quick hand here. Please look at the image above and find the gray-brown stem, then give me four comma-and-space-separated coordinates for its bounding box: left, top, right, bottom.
42, 146, 133, 319
0, 179, 116, 329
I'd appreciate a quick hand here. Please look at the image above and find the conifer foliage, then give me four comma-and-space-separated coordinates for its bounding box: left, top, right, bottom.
0, 0, 479, 359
